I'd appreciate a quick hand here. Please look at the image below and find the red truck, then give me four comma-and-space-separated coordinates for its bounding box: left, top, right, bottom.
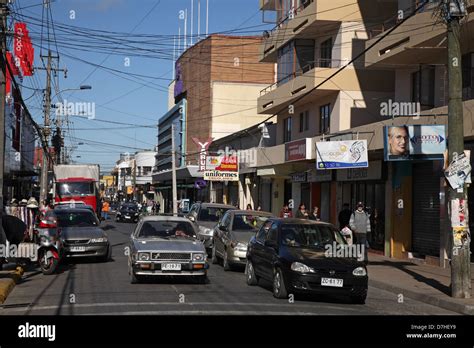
53, 164, 101, 216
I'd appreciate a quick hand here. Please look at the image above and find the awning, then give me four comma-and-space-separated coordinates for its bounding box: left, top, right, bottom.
152, 165, 203, 183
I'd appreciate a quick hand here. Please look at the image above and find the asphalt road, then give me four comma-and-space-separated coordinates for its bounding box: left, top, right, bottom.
0, 219, 458, 315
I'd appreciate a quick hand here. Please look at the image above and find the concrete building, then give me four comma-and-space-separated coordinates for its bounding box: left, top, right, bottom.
153, 34, 276, 212
255, 0, 396, 224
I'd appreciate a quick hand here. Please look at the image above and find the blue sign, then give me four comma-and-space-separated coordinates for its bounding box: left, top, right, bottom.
384, 125, 446, 161
194, 179, 207, 189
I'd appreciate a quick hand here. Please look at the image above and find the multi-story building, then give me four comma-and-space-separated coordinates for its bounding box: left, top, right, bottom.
153, 34, 276, 212
255, 0, 396, 223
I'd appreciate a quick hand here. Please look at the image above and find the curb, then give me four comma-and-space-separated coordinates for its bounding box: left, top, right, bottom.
369, 278, 474, 315
0, 266, 24, 304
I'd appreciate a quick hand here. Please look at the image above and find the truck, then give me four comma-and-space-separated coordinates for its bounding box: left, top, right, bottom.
53, 164, 101, 216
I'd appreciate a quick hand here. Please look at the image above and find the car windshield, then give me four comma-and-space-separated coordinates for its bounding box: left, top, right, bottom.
121, 204, 138, 211
281, 224, 346, 248
198, 207, 231, 222
57, 182, 94, 196
232, 214, 269, 231
55, 211, 99, 227
138, 221, 196, 239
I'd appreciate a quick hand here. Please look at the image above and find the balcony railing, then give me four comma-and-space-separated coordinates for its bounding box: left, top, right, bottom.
259, 58, 344, 96
264, 0, 315, 40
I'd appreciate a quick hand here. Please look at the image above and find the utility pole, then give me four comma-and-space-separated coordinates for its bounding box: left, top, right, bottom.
133, 157, 137, 201
171, 123, 178, 215
0, 0, 8, 261
39, 50, 52, 205
444, 0, 471, 298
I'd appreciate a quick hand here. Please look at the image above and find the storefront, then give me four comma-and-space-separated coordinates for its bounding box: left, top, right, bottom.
336, 160, 386, 250
307, 169, 333, 222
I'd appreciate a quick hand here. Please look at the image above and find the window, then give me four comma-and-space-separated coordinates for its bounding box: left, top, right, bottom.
266, 223, 279, 242
219, 212, 231, 229
320, 104, 331, 134
462, 52, 474, 100
299, 111, 309, 132
143, 166, 152, 175
411, 65, 435, 110
257, 221, 272, 243
277, 40, 315, 86
320, 38, 333, 68
283, 117, 292, 143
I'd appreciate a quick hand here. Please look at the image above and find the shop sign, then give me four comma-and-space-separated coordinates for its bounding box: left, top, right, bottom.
383, 125, 446, 161
336, 161, 382, 181
317, 140, 368, 169
285, 138, 311, 162
307, 169, 332, 182
192, 137, 213, 171
445, 152, 471, 190
290, 172, 307, 183
203, 156, 239, 181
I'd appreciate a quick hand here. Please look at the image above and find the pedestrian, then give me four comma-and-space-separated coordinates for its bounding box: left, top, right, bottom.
101, 200, 110, 220
156, 201, 161, 214
338, 203, 352, 230
246, 204, 253, 210
279, 203, 293, 218
26, 197, 39, 242
309, 206, 320, 221
295, 203, 309, 219
349, 202, 370, 263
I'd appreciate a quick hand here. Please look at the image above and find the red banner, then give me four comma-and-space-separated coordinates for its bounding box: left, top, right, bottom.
14, 22, 34, 76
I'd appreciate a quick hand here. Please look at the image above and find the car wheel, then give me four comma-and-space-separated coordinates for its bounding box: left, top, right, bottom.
245, 260, 258, 286
273, 268, 288, 299
211, 244, 219, 264
223, 250, 232, 271
101, 245, 112, 262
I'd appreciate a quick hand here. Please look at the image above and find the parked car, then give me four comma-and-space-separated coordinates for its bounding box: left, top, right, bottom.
186, 202, 236, 253
55, 208, 112, 262
116, 203, 140, 223
109, 202, 120, 214
212, 210, 273, 271
127, 216, 208, 284
54, 201, 94, 213
246, 218, 368, 304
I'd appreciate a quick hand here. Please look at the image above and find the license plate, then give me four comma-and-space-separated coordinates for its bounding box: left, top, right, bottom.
70, 246, 86, 252
162, 263, 181, 271
321, 278, 343, 287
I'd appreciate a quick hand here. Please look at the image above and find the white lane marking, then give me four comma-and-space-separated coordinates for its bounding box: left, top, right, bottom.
1, 301, 359, 313
78, 310, 321, 315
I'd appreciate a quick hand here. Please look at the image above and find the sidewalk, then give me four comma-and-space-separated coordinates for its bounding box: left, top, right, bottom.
368, 252, 474, 315
0, 263, 24, 304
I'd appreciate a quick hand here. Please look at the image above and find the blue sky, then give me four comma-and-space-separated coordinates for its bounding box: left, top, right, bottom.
13, 0, 272, 172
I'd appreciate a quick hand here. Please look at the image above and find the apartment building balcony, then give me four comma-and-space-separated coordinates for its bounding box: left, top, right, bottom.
260, 0, 349, 62
258, 58, 390, 115
365, 1, 474, 69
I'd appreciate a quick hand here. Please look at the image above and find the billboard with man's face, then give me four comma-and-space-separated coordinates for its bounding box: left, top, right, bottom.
383, 125, 446, 161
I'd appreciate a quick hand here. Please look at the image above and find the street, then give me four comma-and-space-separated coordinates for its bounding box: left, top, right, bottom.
0, 219, 457, 316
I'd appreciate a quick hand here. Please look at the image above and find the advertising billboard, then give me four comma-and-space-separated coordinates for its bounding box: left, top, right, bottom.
204, 155, 239, 181
316, 140, 368, 170
384, 125, 446, 161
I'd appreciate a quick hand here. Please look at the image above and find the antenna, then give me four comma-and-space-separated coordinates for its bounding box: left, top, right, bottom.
191, 0, 194, 46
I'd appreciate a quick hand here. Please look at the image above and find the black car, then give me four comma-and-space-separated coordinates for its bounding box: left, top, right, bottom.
246, 218, 368, 303
116, 203, 140, 223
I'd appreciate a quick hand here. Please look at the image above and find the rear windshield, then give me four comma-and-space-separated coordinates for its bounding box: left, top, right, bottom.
138, 221, 196, 239
55, 211, 99, 227
57, 182, 94, 196
281, 224, 346, 247
198, 207, 231, 222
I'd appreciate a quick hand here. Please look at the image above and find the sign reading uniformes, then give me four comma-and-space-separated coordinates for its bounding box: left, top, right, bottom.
316, 140, 368, 170
203, 156, 239, 181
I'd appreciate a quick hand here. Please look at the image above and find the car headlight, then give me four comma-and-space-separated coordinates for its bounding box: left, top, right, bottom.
234, 243, 247, 252
138, 252, 150, 261
199, 226, 214, 236
352, 267, 367, 276
291, 262, 315, 273
193, 253, 205, 261
90, 237, 107, 243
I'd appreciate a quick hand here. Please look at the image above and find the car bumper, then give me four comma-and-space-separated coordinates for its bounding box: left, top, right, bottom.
285, 272, 368, 296
65, 244, 109, 257
132, 261, 208, 276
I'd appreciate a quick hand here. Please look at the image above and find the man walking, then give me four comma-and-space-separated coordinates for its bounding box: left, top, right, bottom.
349, 202, 370, 263
338, 203, 352, 229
